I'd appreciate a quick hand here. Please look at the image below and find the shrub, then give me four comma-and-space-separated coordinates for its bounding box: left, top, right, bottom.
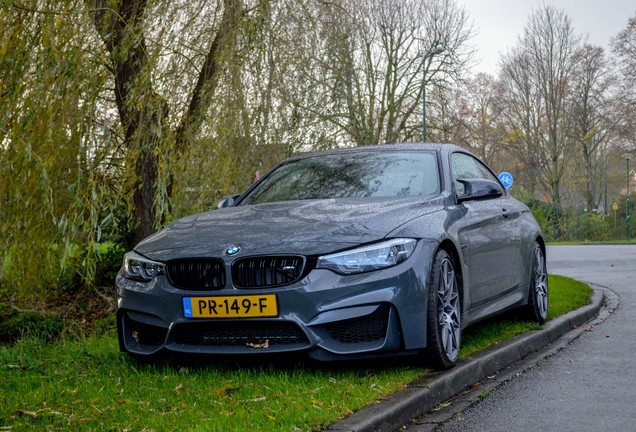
518, 196, 564, 241
0, 303, 63, 343
59, 242, 125, 293
566, 212, 613, 241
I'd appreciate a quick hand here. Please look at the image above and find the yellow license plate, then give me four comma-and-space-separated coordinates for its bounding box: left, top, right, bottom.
183, 295, 278, 318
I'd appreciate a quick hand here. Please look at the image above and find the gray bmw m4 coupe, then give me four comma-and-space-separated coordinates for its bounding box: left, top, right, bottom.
116, 143, 548, 369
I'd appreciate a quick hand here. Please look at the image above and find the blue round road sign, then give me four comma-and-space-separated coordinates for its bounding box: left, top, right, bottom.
498, 172, 514, 189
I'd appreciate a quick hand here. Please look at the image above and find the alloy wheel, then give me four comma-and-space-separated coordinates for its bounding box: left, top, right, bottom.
437, 258, 461, 362
534, 247, 548, 319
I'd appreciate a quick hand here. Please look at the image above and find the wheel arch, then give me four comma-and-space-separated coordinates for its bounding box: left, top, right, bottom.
535, 234, 546, 255
438, 239, 465, 312
529, 233, 547, 282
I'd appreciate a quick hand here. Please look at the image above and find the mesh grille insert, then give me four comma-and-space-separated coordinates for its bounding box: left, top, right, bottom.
324, 305, 390, 344
173, 321, 309, 347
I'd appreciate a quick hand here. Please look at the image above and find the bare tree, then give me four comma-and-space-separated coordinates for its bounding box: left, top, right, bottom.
499, 49, 545, 197
611, 14, 636, 151
569, 44, 617, 211
499, 5, 581, 206
612, 15, 636, 87
448, 73, 506, 167
282, 0, 475, 146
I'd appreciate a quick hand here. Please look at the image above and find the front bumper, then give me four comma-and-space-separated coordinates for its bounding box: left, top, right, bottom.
116, 243, 435, 360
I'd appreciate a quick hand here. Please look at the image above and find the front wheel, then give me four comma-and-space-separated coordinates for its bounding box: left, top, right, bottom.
426, 249, 461, 370
522, 243, 548, 324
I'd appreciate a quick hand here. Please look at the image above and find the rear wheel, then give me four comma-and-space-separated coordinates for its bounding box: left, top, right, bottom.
426, 249, 461, 369
522, 244, 548, 324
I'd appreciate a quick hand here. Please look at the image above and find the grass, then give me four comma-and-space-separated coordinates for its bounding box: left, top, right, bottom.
460, 275, 591, 358
0, 275, 592, 431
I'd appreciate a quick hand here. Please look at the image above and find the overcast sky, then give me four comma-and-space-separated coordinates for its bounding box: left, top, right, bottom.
455, 0, 636, 75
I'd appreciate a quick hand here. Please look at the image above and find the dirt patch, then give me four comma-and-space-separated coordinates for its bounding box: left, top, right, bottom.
48, 285, 117, 337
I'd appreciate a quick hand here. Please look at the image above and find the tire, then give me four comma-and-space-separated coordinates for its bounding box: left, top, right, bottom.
426, 249, 461, 370
522, 243, 548, 324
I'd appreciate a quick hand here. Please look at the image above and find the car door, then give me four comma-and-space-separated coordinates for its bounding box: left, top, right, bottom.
451, 152, 523, 308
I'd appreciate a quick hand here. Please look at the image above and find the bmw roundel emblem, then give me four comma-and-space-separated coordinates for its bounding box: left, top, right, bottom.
225, 245, 241, 256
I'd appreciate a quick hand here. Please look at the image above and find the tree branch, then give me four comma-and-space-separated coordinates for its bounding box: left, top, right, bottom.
174, 0, 244, 153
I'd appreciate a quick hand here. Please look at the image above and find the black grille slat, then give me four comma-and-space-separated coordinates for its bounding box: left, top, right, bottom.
173, 321, 309, 347
232, 256, 304, 288
166, 259, 225, 290
166, 256, 305, 290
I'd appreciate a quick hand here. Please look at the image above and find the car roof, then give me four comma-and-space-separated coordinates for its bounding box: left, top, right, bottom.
284, 143, 470, 163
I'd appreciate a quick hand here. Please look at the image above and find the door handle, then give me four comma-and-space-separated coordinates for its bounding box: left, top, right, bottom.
502, 208, 509, 219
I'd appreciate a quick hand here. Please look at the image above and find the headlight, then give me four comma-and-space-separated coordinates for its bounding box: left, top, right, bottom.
123, 252, 165, 282
317, 239, 417, 275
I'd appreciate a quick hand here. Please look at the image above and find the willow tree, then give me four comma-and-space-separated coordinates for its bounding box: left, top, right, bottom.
0, 0, 276, 300
0, 1, 118, 299
86, 0, 248, 245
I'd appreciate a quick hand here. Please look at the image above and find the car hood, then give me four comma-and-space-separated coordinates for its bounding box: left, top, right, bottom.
136, 197, 443, 260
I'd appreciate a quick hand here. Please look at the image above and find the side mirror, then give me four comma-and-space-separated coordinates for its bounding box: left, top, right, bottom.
216, 194, 241, 209
457, 178, 503, 202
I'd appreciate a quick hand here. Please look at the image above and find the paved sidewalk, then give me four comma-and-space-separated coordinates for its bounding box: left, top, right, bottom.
326, 287, 605, 432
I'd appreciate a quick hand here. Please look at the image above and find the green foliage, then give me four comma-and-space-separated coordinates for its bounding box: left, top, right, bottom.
91, 315, 117, 337
59, 242, 125, 293
546, 275, 592, 319
0, 275, 591, 431
562, 212, 613, 242
515, 190, 625, 242
1, 0, 631, 316
0, 335, 419, 431
0, 0, 295, 306
515, 192, 564, 240
0, 304, 63, 343
0, 0, 125, 304
460, 275, 591, 358
461, 319, 539, 358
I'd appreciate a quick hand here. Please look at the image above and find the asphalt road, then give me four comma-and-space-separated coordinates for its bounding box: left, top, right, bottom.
425, 244, 636, 432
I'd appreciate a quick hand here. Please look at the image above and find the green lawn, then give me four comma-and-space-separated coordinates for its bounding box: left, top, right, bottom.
0, 275, 592, 431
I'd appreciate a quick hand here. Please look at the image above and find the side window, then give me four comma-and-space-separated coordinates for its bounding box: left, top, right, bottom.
450, 153, 499, 195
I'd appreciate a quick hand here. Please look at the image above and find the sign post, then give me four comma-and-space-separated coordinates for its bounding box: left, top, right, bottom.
613, 202, 619, 230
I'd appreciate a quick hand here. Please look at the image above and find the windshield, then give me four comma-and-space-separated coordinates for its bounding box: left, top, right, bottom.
240, 151, 439, 205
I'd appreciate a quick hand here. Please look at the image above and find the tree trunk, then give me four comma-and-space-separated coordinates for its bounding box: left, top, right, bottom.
88, 0, 244, 246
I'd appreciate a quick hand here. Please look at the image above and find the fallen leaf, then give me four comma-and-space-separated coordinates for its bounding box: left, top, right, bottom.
246, 340, 269, 349
249, 396, 267, 403
433, 402, 452, 411
15, 410, 37, 418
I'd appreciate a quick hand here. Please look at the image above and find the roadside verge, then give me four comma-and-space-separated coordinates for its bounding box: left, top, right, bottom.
326, 286, 605, 432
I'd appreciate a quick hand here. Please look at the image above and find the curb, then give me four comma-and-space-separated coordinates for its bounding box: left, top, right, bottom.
326, 287, 605, 432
